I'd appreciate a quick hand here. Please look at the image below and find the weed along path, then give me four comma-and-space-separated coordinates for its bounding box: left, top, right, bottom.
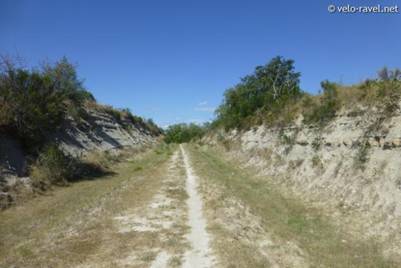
180, 145, 214, 268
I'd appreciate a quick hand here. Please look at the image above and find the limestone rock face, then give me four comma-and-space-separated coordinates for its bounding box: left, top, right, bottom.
52, 109, 157, 157
0, 107, 159, 208
204, 106, 401, 255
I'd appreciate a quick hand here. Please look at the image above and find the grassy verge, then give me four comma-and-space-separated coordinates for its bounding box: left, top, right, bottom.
0, 143, 175, 267
188, 144, 397, 268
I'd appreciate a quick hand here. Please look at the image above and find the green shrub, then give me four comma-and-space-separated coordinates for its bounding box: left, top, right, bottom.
209, 64, 401, 131
377, 81, 401, 116
215, 56, 302, 130
303, 80, 339, 126
164, 123, 205, 143
357, 68, 401, 115
30, 145, 120, 188
103, 105, 123, 122
144, 118, 163, 136
0, 57, 94, 149
30, 144, 77, 186
103, 107, 162, 136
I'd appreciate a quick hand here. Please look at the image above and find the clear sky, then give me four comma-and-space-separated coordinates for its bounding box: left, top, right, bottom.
1, 0, 400, 127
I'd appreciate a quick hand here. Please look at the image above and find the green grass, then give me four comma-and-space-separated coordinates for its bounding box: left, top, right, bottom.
188, 145, 397, 268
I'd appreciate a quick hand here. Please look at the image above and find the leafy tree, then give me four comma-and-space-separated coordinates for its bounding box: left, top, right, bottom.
42, 57, 95, 104
164, 123, 205, 143
0, 57, 94, 149
215, 56, 301, 129
0, 67, 65, 145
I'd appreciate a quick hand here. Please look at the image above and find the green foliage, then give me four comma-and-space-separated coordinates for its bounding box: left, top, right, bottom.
144, 118, 163, 135
0, 57, 161, 149
119, 107, 162, 136
164, 123, 205, 143
303, 80, 339, 125
31, 144, 77, 186
42, 57, 95, 105
215, 56, 302, 129
211, 61, 401, 131
357, 68, 401, 115
0, 57, 163, 193
30, 144, 118, 188
0, 57, 94, 149
103, 105, 123, 122
376, 73, 401, 115
0, 68, 65, 145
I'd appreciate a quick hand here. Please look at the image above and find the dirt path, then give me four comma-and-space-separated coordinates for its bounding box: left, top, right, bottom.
113, 149, 189, 267
3, 144, 396, 267
0, 146, 180, 267
114, 146, 215, 267
180, 145, 214, 268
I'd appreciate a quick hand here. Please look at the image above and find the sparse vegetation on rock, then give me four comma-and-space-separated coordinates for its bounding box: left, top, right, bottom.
211, 57, 401, 132
303, 80, 340, 126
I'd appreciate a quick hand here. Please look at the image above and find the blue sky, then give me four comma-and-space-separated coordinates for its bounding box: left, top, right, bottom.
1, 0, 400, 127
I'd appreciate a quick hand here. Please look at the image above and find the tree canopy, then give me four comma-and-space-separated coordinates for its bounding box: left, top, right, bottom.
164, 123, 205, 144
214, 56, 302, 129
0, 57, 161, 149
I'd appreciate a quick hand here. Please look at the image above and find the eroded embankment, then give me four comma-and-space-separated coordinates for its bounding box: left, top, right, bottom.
203, 108, 401, 260
188, 144, 398, 267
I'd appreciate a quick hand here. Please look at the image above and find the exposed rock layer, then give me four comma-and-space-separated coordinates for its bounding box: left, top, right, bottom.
204, 108, 401, 256
0, 108, 159, 208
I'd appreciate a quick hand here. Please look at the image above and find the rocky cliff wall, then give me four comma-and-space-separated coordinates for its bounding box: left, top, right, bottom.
204, 106, 401, 256
0, 108, 159, 207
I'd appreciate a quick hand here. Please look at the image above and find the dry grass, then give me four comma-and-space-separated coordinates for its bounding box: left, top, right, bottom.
252, 81, 401, 128
0, 144, 176, 267
188, 144, 398, 268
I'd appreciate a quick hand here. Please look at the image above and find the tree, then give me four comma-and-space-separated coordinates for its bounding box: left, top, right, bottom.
0, 57, 94, 149
215, 56, 301, 129
42, 57, 95, 104
164, 123, 205, 143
